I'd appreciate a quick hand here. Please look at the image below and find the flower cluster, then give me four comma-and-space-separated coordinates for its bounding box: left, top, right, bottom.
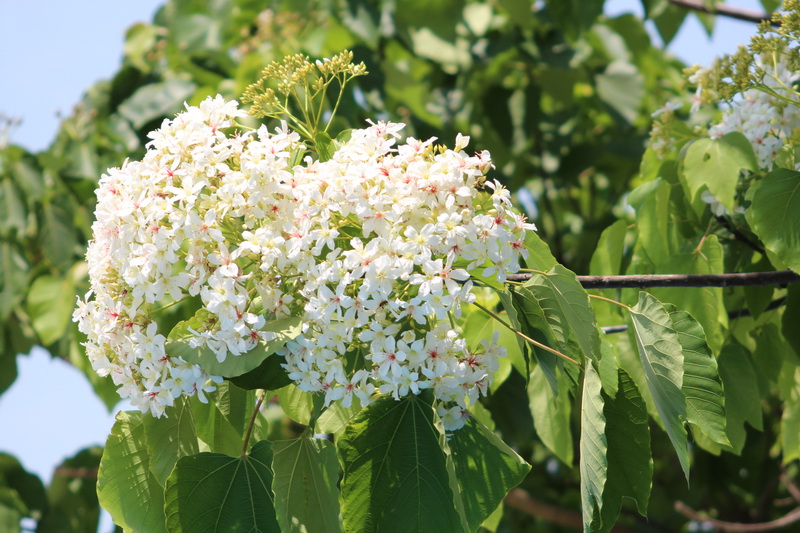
703, 53, 800, 169
74, 96, 534, 428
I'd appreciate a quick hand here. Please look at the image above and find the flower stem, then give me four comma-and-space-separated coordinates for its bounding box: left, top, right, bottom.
242, 390, 267, 457
471, 301, 581, 367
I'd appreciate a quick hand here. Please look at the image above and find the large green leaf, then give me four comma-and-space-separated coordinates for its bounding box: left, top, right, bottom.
747, 169, 800, 272
143, 398, 200, 486
0, 179, 26, 235
596, 61, 644, 124
680, 132, 758, 213
523, 265, 600, 362
26, 275, 75, 346
448, 416, 530, 531
0, 242, 27, 321
528, 366, 573, 466
717, 345, 763, 454
228, 352, 294, 391
629, 292, 689, 480
653, 235, 727, 352
599, 370, 652, 530
779, 365, 800, 463
271, 436, 340, 532
118, 78, 197, 129
627, 179, 675, 266
523, 231, 558, 271
579, 363, 606, 532
191, 382, 250, 456
338, 393, 468, 533
164, 441, 280, 532
39, 201, 77, 271
97, 411, 167, 533
167, 315, 302, 378
668, 308, 729, 448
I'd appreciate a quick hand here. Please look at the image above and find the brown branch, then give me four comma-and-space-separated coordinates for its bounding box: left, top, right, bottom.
715, 214, 766, 255
504, 488, 640, 532
675, 501, 800, 532
668, 0, 778, 26
507, 270, 800, 289
781, 472, 800, 503
54, 467, 98, 479
729, 297, 787, 320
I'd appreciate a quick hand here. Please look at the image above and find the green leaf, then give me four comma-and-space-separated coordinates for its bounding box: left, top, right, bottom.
143, 398, 200, 486
0, 178, 26, 235
316, 398, 361, 433
26, 275, 75, 346
780, 365, 800, 463
164, 441, 280, 532
228, 352, 293, 391
118, 78, 197, 130
39, 201, 77, 271
448, 416, 530, 531
589, 220, 628, 277
0, 488, 23, 533
680, 132, 758, 213
596, 61, 644, 124
718, 345, 763, 454
167, 315, 302, 378
191, 383, 249, 456
747, 169, 800, 273
668, 308, 730, 448
315, 131, 335, 162
271, 436, 340, 532
509, 286, 565, 391
0, 453, 47, 520
338, 392, 468, 533
523, 231, 558, 271
37, 447, 103, 533
783, 285, 800, 361
653, 235, 727, 352
523, 265, 600, 362
0, 242, 28, 321
545, 0, 603, 40
579, 363, 607, 532
628, 179, 676, 265
528, 366, 573, 466
599, 370, 652, 530
277, 384, 317, 426
629, 292, 689, 481
97, 411, 167, 533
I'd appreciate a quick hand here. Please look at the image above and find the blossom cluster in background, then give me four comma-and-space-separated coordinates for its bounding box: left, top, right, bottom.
703, 53, 800, 169
73, 96, 534, 429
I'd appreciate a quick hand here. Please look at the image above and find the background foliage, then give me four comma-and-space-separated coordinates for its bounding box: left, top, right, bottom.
1, 0, 798, 532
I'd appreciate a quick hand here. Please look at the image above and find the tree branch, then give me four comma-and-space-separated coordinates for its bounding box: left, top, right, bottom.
675, 501, 800, 532
504, 488, 641, 532
508, 270, 800, 289
668, 0, 777, 26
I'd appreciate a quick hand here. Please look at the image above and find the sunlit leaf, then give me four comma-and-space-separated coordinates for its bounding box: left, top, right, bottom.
271, 436, 340, 532
629, 292, 689, 480
338, 392, 468, 532
164, 441, 280, 532
97, 411, 167, 533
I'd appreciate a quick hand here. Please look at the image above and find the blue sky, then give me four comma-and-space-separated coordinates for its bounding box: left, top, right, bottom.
0, 0, 765, 531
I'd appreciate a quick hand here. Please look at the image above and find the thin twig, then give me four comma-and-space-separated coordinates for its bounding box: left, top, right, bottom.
668, 0, 777, 26
729, 297, 787, 320
242, 390, 267, 457
714, 215, 766, 254
675, 501, 800, 532
507, 270, 800, 289
781, 471, 800, 503
472, 301, 581, 367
